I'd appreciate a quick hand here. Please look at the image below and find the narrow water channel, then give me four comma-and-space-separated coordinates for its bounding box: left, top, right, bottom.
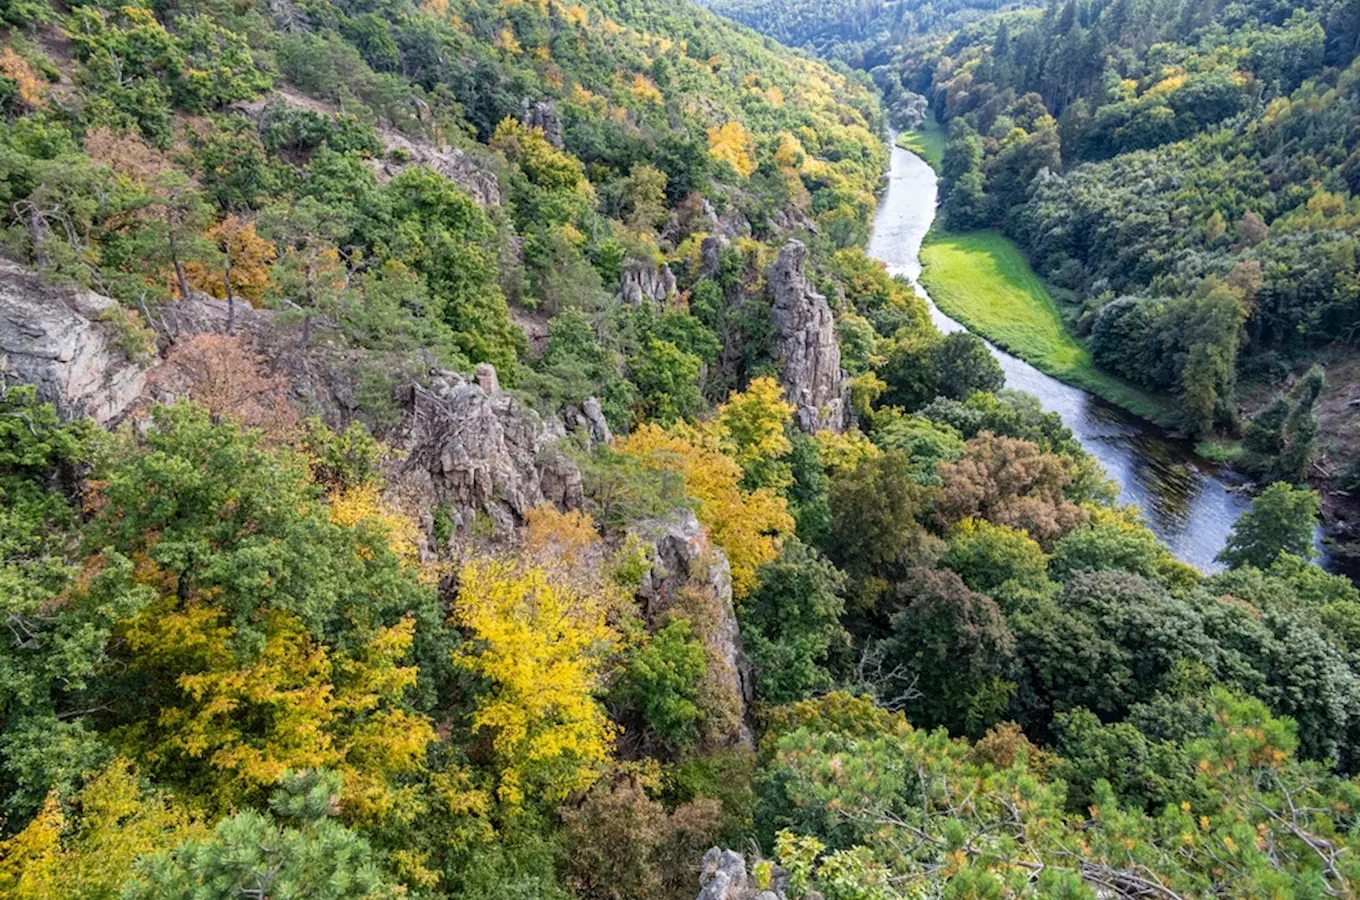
867, 141, 1252, 572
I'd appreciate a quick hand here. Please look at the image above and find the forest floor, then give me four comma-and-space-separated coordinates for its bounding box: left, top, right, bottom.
919, 230, 1182, 429
896, 120, 945, 171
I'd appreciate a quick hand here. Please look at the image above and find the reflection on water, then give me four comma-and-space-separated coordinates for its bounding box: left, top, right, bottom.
867, 142, 1252, 572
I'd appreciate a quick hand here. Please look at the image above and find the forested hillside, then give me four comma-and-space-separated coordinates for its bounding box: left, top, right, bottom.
693, 0, 1040, 70
8, 0, 1360, 895
903, 0, 1360, 460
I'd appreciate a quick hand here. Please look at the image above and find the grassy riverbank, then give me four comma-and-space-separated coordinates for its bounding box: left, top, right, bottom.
895, 120, 945, 171
919, 230, 1184, 430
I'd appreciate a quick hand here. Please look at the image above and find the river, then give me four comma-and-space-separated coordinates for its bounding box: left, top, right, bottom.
866, 140, 1253, 572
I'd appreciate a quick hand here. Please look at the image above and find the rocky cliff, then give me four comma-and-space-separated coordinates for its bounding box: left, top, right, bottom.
237, 90, 504, 208
696, 848, 802, 900
616, 257, 677, 306
390, 364, 584, 536
0, 260, 148, 424
769, 240, 850, 434
630, 510, 754, 748
0, 259, 585, 544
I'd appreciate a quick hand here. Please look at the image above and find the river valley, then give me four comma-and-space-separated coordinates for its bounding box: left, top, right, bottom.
867, 140, 1254, 572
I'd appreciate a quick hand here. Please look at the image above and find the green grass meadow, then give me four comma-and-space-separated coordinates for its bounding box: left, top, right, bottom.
895, 120, 946, 171
918, 230, 1183, 429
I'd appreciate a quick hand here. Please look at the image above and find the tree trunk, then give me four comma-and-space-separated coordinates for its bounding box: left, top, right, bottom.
174, 257, 191, 302
302, 273, 315, 347
223, 250, 236, 334
169, 229, 191, 301
30, 210, 45, 270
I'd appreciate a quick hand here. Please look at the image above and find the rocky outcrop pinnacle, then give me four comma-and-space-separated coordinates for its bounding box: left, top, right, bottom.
769, 240, 850, 433
395, 365, 583, 535
617, 258, 677, 306
630, 510, 754, 748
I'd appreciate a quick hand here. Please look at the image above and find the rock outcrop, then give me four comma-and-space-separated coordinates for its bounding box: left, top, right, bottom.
521, 98, 564, 149
0, 259, 147, 424
372, 131, 503, 208
563, 396, 613, 446
237, 91, 503, 207
699, 234, 726, 279
395, 365, 583, 534
696, 849, 795, 900
617, 258, 677, 306
630, 510, 753, 747
769, 240, 850, 434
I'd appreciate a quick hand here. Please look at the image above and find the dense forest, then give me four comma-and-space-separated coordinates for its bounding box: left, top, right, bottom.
693, 0, 1040, 71
894, 0, 1360, 459
6, 0, 1360, 895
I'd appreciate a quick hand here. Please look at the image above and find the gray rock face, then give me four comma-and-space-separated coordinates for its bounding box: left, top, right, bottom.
769, 240, 850, 434
616, 258, 677, 306
563, 396, 612, 446
372, 132, 503, 208
696, 849, 792, 900
396, 365, 582, 533
698, 849, 751, 900
237, 92, 504, 208
521, 99, 564, 149
0, 260, 147, 424
699, 234, 727, 279
630, 510, 753, 748
474, 362, 500, 394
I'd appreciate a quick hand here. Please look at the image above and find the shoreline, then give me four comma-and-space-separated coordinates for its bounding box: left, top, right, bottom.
916, 229, 1187, 433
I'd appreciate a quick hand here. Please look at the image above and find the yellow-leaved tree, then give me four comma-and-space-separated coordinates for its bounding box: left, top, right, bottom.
119, 605, 433, 824
0, 760, 202, 900
706, 120, 756, 178
328, 481, 424, 570
615, 412, 793, 598
715, 375, 795, 492
452, 547, 618, 807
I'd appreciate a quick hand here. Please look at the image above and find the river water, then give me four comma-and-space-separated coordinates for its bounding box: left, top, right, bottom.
866, 141, 1252, 572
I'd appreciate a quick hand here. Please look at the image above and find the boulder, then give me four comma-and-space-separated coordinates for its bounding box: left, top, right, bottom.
697, 849, 751, 900
0, 259, 147, 424
395, 365, 582, 533
769, 240, 850, 434
563, 395, 612, 446
630, 510, 753, 747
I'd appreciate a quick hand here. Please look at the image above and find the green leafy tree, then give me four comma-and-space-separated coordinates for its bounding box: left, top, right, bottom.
124, 770, 400, 900
939, 517, 1051, 613
1244, 365, 1325, 484
357, 166, 522, 373
932, 331, 1004, 402
613, 619, 707, 749
1217, 482, 1321, 570
881, 567, 1017, 736
825, 451, 938, 607
739, 542, 848, 704
629, 338, 705, 425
